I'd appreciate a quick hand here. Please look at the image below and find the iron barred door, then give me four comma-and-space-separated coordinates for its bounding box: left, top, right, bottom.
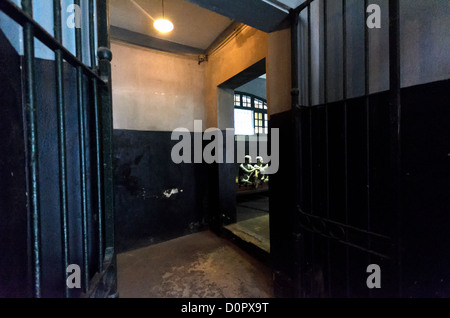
0, 0, 116, 297
271, 0, 450, 298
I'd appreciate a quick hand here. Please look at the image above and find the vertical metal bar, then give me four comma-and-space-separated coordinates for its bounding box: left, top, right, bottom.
308, 5, 313, 214
307, 3, 315, 296
307, 5, 312, 108
342, 0, 350, 297
388, 0, 402, 297
290, 8, 302, 251
89, 0, 104, 273
291, 11, 300, 110
74, 0, 90, 293
291, 8, 302, 222
342, 0, 347, 102
22, 0, 41, 298
53, 0, 70, 298
323, 0, 332, 297
96, 0, 118, 297
290, 8, 303, 298
97, 0, 115, 251
89, 0, 97, 70
364, 0, 373, 295
291, 6, 300, 205
323, 0, 329, 217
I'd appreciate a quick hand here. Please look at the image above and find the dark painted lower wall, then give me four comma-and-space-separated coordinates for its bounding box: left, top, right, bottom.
400, 79, 450, 297
113, 129, 278, 252
113, 130, 210, 253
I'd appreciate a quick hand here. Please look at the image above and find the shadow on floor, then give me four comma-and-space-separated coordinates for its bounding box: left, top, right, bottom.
236, 193, 269, 222
117, 231, 274, 298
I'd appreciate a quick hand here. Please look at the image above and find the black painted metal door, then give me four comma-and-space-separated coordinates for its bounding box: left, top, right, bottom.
0, 0, 116, 298
272, 0, 450, 298
289, 0, 401, 298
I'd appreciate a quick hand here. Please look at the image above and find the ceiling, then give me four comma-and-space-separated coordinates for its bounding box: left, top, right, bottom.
110, 0, 304, 54
110, 0, 234, 51
266, 0, 305, 11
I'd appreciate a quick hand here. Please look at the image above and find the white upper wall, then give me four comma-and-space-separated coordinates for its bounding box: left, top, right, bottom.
111, 40, 206, 132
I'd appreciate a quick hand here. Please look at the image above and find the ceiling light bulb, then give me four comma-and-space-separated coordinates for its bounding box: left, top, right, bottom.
154, 18, 174, 33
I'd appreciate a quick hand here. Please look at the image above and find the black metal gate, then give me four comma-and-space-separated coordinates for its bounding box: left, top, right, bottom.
271, 0, 450, 298
0, 0, 116, 298
290, 0, 401, 298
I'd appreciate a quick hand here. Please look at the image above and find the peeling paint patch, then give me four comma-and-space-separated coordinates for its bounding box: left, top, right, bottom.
163, 188, 183, 199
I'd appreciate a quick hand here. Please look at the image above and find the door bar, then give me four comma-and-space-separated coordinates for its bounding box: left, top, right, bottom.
74, 0, 90, 293
22, 0, 41, 299
97, 0, 115, 251
88, 0, 105, 273
53, 0, 71, 298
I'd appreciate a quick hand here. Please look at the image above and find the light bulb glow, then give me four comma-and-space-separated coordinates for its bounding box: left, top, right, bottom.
154, 18, 174, 33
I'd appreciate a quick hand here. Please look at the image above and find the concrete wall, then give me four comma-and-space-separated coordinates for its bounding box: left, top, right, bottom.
400, 0, 450, 88
111, 40, 206, 132
110, 25, 292, 250
205, 26, 268, 130
111, 27, 291, 130
110, 40, 209, 251
296, 0, 450, 106
217, 87, 235, 130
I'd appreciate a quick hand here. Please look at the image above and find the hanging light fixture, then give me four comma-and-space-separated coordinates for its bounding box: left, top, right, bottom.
154, 0, 174, 33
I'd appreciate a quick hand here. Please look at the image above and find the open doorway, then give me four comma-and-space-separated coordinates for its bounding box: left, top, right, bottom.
217, 60, 270, 255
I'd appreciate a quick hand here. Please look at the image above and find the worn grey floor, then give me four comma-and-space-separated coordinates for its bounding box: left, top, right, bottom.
225, 194, 270, 253
117, 230, 274, 298
236, 194, 269, 222
225, 215, 270, 253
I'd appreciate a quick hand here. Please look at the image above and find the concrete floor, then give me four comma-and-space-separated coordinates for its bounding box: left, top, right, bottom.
236, 194, 269, 222
117, 231, 274, 298
225, 215, 270, 253
225, 194, 270, 253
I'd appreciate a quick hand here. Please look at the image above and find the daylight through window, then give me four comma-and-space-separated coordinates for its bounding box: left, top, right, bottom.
234, 92, 268, 136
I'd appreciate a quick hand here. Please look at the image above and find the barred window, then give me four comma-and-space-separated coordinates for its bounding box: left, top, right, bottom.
242, 95, 252, 108
234, 92, 268, 136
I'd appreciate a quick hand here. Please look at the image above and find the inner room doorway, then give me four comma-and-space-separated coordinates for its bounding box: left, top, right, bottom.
217, 59, 270, 256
